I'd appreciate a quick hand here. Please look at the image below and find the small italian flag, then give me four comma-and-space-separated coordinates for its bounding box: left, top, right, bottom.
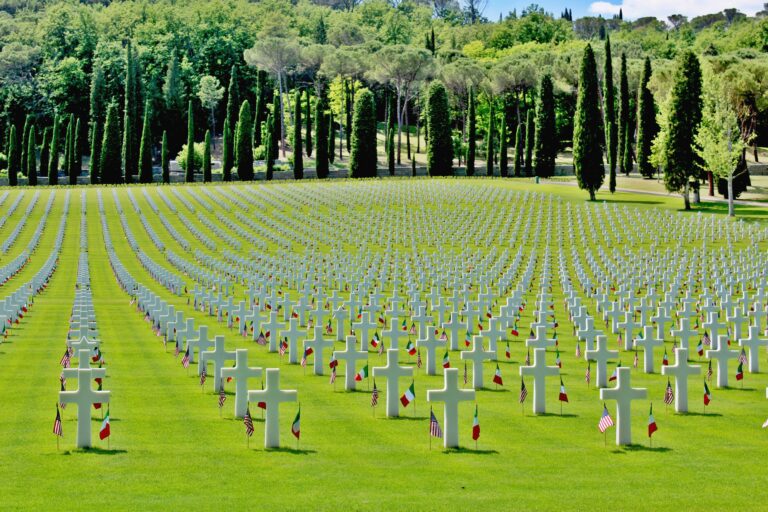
291, 407, 301, 439
401, 318, 407, 331
400, 381, 415, 407
464, 331, 471, 347
371, 332, 380, 348
505, 343, 511, 359
704, 381, 712, 405
99, 408, 111, 440
472, 404, 480, 441
355, 364, 369, 382
736, 362, 744, 381
442, 351, 450, 369
648, 404, 658, 437
492, 364, 503, 386
558, 378, 568, 402
406, 340, 417, 356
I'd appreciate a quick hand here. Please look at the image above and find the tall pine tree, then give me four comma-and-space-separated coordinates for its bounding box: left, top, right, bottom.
524, 108, 534, 175
315, 90, 329, 179
662, 51, 703, 210
305, 89, 313, 158
203, 130, 211, 182
185, 100, 194, 182
293, 89, 303, 180
514, 123, 524, 177
100, 103, 122, 184
161, 130, 170, 184
426, 81, 453, 176
265, 112, 275, 180
235, 100, 253, 181
139, 102, 153, 183
604, 35, 617, 192
533, 74, 557, 178
349, 88, 377, 178
48, 115, 60, 185
40, 127, 50, 181
7, 125, 18, 186
163, 54, 185, 155
636, 57, 658, 179
89, 123, 99, 184
573, 44, 604, 201
617, 53, 630, 175
465, 86, 476, 176
222, 119, 232, 182
499, 113, 508, 177
27, 124, 36, 185
486, 99, 495, 176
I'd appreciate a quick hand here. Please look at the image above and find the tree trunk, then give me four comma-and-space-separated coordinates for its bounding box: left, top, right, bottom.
278, 73, 287, 158
754, 144, 759, 163
727, 175, 735, 217
396, 92, 402, 165
416, 122, 420, 154
707, 170, 714, 196
693, 182, 700, 204
405, 106, 410, 160
683, 181, 691, 210
210, 107, 217, 150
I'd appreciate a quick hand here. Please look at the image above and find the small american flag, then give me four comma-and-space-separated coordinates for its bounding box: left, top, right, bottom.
371, 382, 379, 407
218, 387, 227, 408
519, 378, 528, 403
378, 340, 384, 355
429, 408, 442, 438
59, 381, 66, 410
301, 347, 313, 367
417, 349, 422, 369
60, 348, 71, 368
598, 404, 614, 433
707, 360, 713, 381
525, 349, 530, 366
739, 349, 748, 364
585, 363, 591, 385
53, 406, 63, 437
182, 347, 190, 368
174, 340, 180, 358
703, 331, 711, 346
664, 380, 674, 405
633, 350, 639, 369
244, 407, 254, 437
330, 365, 337, 384
575, 342, 581, 358
200, 367, 207, 387
279, 338, 288, 356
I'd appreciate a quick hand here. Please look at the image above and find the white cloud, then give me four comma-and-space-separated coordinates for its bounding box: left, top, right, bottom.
589, 0, 764, 20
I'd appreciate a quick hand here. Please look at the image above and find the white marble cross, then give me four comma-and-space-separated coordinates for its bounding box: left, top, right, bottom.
442, 312, 465, 351
526, 325, 555, 350
635, 325, 665, 374
200, 335, 237, 391
282, 318, 304, 364
617, 312, 638, 351
371, 349, 414, 417
661, 347, 701, 413
187, 325, 214, 366
599, 367, 647, 445
221, 349, 262, 418
739, 325, 768, 373
247, 368, 297, 448
460, 335, 495, 389
426, 368, 476, 448
262, 311, 282, 352
706, 335, 739, 388
332, 335, 368, 391
383, 318, 408, 350
576, 316, 602, 353
333, 306, 349, 342
416, 327, 446, 376
671, 317, 698, 350
585, 335, 619, 388
58, 364, 111, 448
303, 326, 335, 376
519, 348, 559, 414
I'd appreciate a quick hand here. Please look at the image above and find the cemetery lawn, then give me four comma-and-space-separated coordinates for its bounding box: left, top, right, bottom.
0, 178, 767, 511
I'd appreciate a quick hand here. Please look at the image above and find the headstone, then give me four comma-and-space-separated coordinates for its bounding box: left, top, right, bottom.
221, 349, 262, 418
371, 349, 414, 418
247, 368, 297, 448
599, 367, 647, 446
519, 348, 559, 414
426, 368, 476, 449
661, 347, 701, 413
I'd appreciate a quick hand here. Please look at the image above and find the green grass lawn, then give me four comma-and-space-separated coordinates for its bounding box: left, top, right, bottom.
0, 179, 767, 511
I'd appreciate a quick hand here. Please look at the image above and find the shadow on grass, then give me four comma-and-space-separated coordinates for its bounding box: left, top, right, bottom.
600, 198, 663, 206
534, 412, 578, 418
387, 415, 428, 421
57, 447, 128, 455
622, 444, 673, 453
479, 387, 509, 393
264, 447, 317, 455
443, 447, 500, 455
678, 411, 723, 417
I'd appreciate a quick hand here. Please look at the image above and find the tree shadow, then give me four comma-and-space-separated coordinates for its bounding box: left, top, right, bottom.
535, 412, 578, 418
679, 411, 723, 417
479, 387, 509, 393
387, 415, 428, 421
56, 447, 128, 455
443, 447, 499, 455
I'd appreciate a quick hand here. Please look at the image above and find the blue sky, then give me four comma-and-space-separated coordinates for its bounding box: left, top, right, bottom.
484, 0, 764, 21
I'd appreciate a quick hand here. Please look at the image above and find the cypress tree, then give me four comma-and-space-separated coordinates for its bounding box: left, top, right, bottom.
315, 92, 329, 179
293, 89, 303, 180
48, 115, 60, 185
465, 86, 476, 176
345, 81, 352, 152
235, 100, 254, 181
101, 104, 122, 184
222, 119, 232, 182
139, 103, 153, 183
89, 123, 99, 184
514, 123, 524, 177
533, 74, 557, 178
349, 88, 377, 178
123, 42, 137, 183
161, 131, 170, 184
305, 89, 313, 158
27, 125, 36, 185
499, 113, 508, 177
328, 110, 335, 164
524, 108, 534, 175
622, 125, 632, 175
7, 125, 18, 186
617, 53, 630, 175
226, 65, 240, 143
486, 100, 495, 176
387, 93, 395, 175
71, 117, 81, 184
21, 115, 30, 176
40, 127, 50, 180
662, 51, 702, 210
185, 100, 194, 182
63, 116, 72, 184
265, 113, 274, 180
163, 54, 184, 155
203, 130, 212, 182
254, 71, 266, 148
426, 81, 453, 177
573, 44, 604, 201
270, 103, 280, 162
604, 35, 617, 192
636, 57, 658, 179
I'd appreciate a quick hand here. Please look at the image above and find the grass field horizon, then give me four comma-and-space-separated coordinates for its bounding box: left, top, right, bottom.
1, 178, 767, 510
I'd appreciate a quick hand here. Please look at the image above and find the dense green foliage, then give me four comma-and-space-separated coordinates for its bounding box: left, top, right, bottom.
235, 100, 253, 181
465, 86, 476, 176
349, 88, 377, 178
533, 74, 557, 178
100, 103, 121, 184
573, 44, 604, 200
426, 81, 452, 176
636, 58, 658, 179
603, 35, 617, 193
293, 89, 303, 180
185, 100, 195, 183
